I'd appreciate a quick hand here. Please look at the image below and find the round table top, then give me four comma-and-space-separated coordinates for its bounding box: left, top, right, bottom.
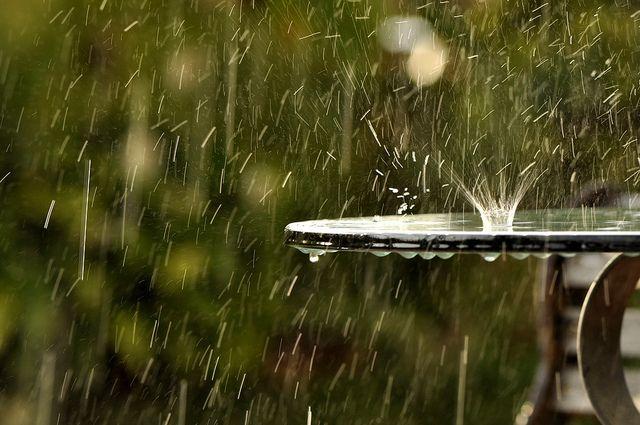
284, 208, 640, 259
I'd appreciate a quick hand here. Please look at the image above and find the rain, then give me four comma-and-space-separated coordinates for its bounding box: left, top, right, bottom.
0, 0, 638, 424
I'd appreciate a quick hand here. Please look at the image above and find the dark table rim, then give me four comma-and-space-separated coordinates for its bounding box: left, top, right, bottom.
284, 223, 640, 254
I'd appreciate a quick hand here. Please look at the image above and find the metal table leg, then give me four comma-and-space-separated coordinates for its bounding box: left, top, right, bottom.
578, 254, 640, 424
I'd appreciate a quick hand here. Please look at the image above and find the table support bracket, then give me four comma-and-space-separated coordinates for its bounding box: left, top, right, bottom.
578, 254, 640, 425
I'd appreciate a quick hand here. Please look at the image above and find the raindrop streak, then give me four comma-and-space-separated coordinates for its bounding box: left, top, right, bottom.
178, 380, 187, 425
36, 352, 55, 425
43, 200, 55, 229
456, 336, 469, 425
79, 159, 90, 280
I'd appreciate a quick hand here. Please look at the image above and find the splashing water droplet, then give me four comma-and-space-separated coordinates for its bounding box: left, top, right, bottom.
480, 208, 516, 231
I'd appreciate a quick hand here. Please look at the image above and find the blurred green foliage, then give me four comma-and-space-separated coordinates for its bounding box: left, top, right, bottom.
0, 0, 637, 423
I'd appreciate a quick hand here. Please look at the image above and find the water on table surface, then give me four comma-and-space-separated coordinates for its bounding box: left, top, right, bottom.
287, 208, 640, 235
286, 208, 640, 261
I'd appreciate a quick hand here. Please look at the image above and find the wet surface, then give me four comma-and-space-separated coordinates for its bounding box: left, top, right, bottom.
285, 208, 640, 257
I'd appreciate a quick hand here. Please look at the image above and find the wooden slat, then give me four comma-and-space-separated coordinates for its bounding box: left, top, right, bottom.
555, 367, 640, 414
563, 308, 640, 357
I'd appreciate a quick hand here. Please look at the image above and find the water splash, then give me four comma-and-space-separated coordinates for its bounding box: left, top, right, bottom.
479, 207, 517, 231
448, 161, 542, 231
